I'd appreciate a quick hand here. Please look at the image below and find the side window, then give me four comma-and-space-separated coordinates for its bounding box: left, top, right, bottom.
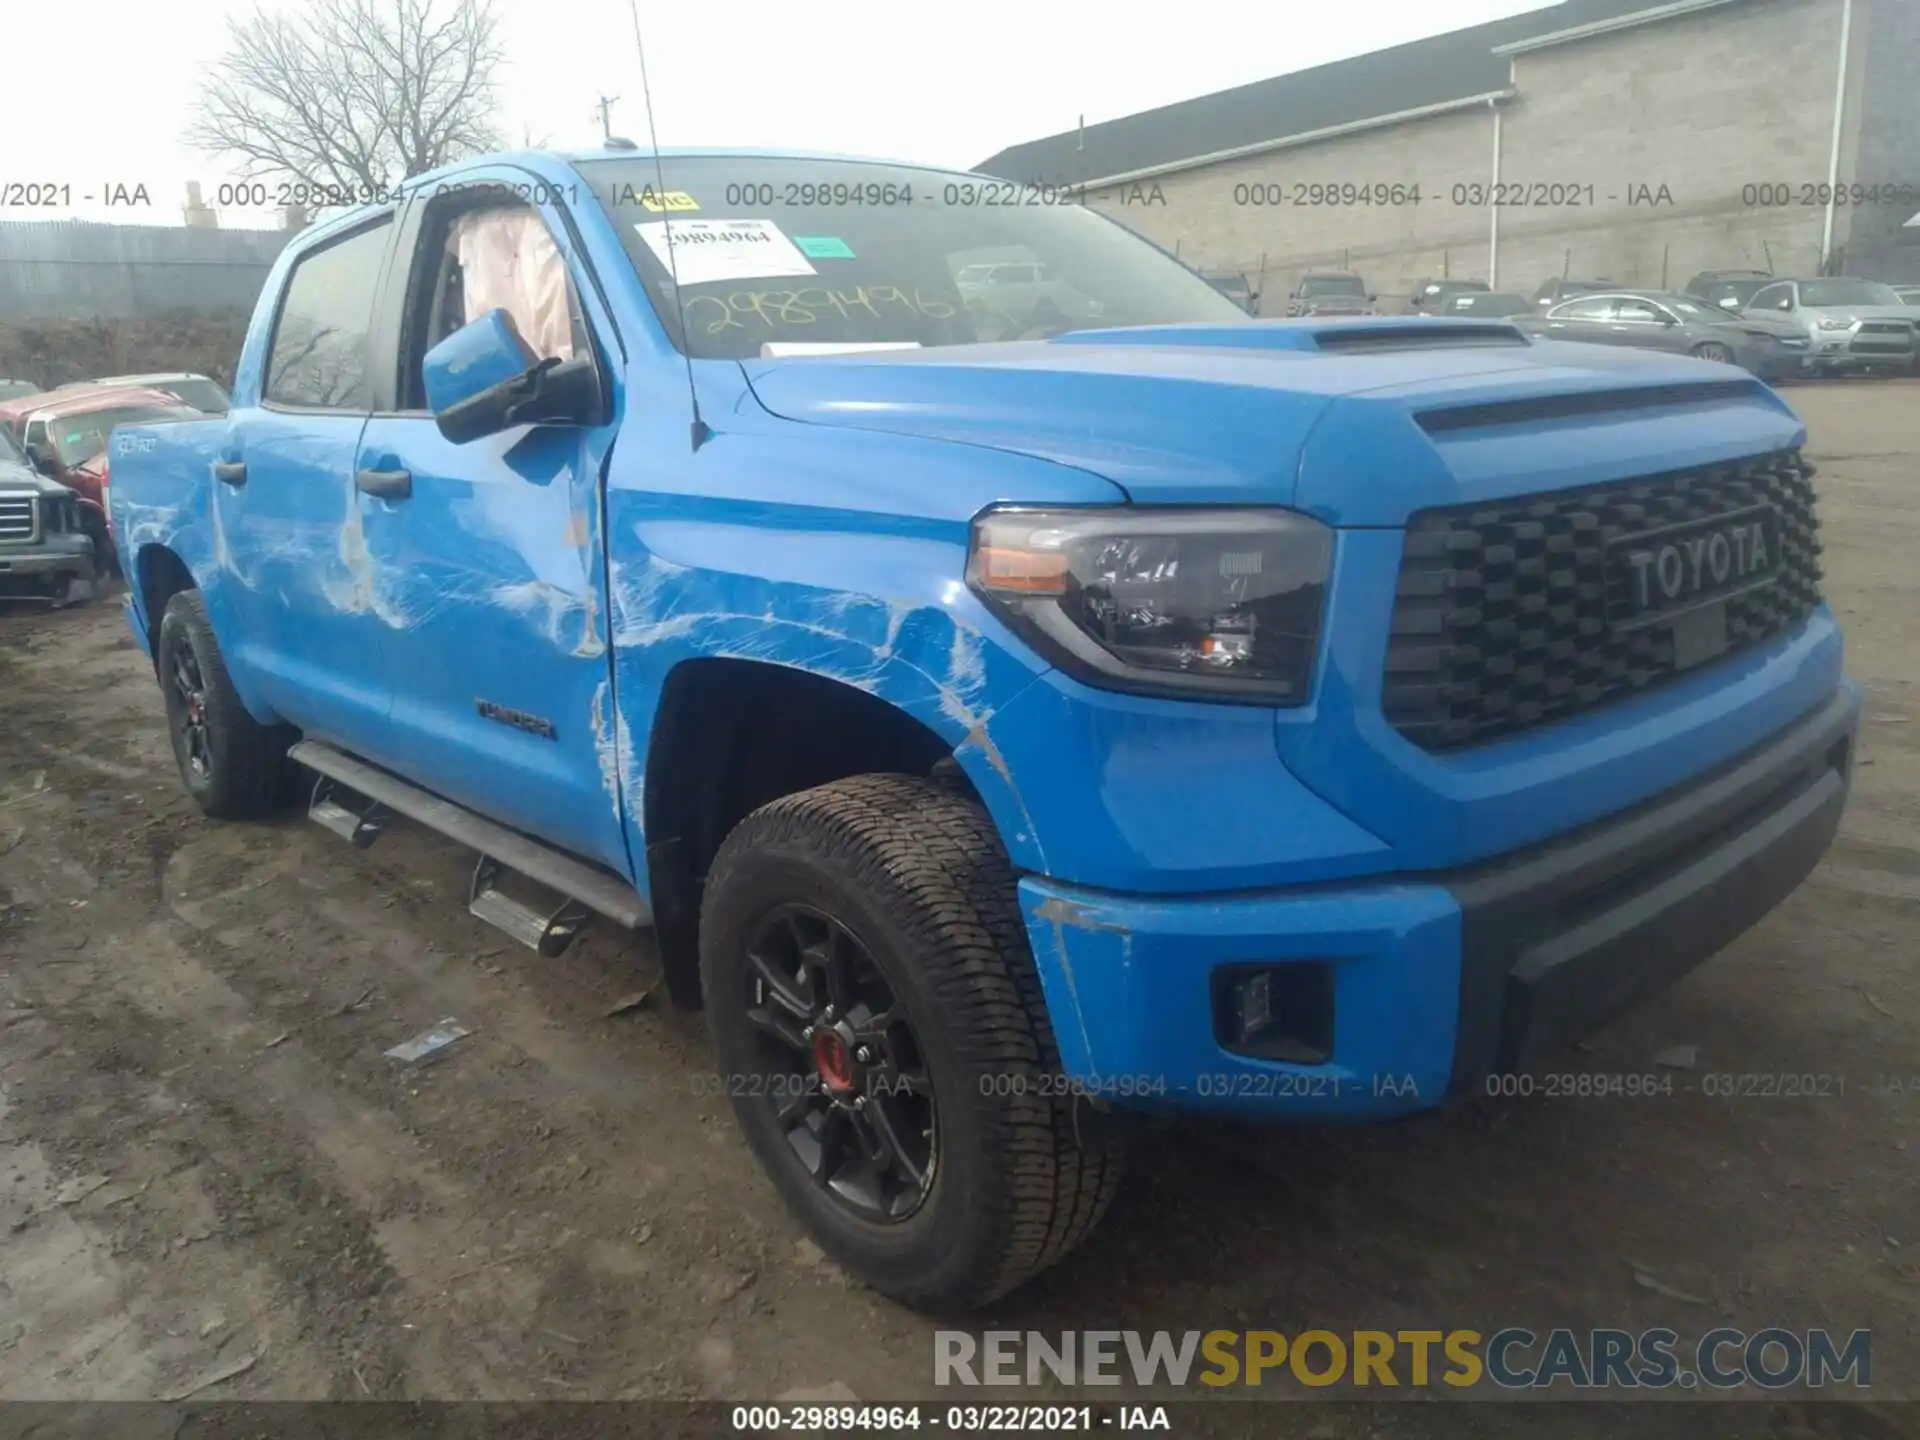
1614, 299, 1662, 323
265, 217, 393, 411
399, 197, 592, 410
1556, 297, 1615, 320
1751, 283, 1791, 312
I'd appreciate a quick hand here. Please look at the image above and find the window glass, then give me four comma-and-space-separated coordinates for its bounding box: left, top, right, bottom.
1800, 279, 1901, 307
51, 405, 198, 468
1750, 284, 1792, 311
450, 207, 577, 361
1614, 299, 1664, 322
265, 217, 393, 410
1555, 297, 1615, 320
578, 156, 1244, 358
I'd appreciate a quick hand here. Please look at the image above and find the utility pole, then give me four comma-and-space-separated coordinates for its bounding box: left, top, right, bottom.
595, 94, 621, 141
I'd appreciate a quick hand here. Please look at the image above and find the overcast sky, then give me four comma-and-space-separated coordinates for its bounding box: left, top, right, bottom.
2, 0, 1562, 228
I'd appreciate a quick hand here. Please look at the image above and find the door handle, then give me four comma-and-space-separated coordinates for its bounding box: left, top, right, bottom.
212, 459, 247, 487
356, 467, 413, 500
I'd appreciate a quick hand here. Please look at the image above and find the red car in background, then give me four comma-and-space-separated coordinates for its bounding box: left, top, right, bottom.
5, 387, 202, 578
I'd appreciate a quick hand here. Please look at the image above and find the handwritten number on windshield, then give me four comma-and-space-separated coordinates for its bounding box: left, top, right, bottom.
685, 286, 958, 333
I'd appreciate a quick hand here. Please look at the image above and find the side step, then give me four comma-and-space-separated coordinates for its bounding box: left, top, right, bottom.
291, 741, 652, 954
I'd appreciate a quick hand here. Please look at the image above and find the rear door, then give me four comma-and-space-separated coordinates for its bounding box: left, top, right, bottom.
213, 213, 403, 762
351, 171, 633, 877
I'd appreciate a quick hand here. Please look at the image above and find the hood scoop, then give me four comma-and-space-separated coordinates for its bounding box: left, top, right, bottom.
1051, 317, 1531, 354
1414, 378, 1762, 434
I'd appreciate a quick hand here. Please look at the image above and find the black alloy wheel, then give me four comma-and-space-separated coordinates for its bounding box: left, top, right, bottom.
169, 640, 214, 782
742, 902, 937, 1223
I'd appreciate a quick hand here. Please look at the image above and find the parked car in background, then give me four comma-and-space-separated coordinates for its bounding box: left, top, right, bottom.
1286, 271, 1375, 316
0, 379, 41, 402
60, 371, 231, 414
1409, 278, 1489, 312
1513, 290, 1812, 380
1693, 276, 1776, 313
1683, 268, 1773, 304
1744, 278, 1917, 375
3, 382, 151, 449
1443, 290, 1533, 318
15, 387, 202, 577
1530, 277, 1617, 309
0, 423, 96, 608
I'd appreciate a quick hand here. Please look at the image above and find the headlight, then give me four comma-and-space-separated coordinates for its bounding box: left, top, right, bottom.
1816, 316, 1852, 331
967, 507, 1333, 704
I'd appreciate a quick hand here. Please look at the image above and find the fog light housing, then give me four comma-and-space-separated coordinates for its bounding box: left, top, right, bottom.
1212, 962, 1335, 1063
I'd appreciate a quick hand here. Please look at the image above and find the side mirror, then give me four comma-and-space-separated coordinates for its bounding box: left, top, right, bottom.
1367, 293, 1378, 303
23, 439, 59, 476
422, 309, 601, 445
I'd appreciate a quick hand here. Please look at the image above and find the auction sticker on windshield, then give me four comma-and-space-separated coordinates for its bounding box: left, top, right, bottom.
636, 218, 818, 285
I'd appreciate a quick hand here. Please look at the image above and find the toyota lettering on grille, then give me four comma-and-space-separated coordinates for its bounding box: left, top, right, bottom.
1607, 504, 1781, 629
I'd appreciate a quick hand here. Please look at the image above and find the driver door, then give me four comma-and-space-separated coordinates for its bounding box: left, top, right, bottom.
352, 172, 633, 877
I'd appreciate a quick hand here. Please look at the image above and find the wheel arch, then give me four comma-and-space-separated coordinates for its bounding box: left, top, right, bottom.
641, 656, 1015, 1010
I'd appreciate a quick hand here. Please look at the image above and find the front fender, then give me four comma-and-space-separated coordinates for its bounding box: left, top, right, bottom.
606, 517, 1055, 879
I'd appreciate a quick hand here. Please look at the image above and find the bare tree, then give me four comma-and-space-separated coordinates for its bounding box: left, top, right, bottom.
187, 0, 505, 194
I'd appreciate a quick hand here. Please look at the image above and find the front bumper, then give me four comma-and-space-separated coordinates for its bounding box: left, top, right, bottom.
0, 534, 96, 596
1020, 682, 1860, 1119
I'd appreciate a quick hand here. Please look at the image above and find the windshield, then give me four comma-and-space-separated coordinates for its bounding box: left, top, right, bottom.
1800, 280, 1902, 307
1299, 275, 1366, 298
1706, 279, 1768, 306
50, 405, 194, 468
162, 378, 231, 413
0, 424, 23, 465
580, 157, 1248, 358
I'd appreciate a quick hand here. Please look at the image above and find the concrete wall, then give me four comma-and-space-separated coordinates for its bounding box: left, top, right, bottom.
1494, 0, 1848, 288
1082, 107, 1496, 313
0, 222, 294, 321
1079, 0, 1920, 304
1848, 0, 1920, 281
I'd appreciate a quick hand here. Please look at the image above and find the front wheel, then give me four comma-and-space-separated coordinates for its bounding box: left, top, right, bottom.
700, 773, 1125, 1310
1692, 341, 1735, 365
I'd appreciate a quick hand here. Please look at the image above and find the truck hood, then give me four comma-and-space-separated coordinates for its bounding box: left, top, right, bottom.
0, 459, 66, 497
740, 321, 1805, 520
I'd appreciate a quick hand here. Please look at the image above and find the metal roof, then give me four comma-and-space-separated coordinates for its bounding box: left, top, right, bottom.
974, 0, 1706, 187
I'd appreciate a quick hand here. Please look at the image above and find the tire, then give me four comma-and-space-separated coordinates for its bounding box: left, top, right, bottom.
1692, 342, 1735, 365
700, 773, 1125, 1310
156, 590, 291, 819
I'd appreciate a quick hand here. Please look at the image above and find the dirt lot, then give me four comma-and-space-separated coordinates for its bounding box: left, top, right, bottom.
2, 381, 1917, 1430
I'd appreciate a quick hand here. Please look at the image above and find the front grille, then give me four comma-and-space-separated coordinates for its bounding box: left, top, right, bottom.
1858, 321, 1911, 336
1383, 450, 1824, 752
0, 496, 36, 543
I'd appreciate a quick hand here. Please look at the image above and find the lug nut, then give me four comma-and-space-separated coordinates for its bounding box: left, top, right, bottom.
802, 1025, 815, 1040
853, 1096, 867, 1110
855, 1046, 872, 1063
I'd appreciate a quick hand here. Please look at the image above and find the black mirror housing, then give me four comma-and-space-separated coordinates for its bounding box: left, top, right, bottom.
434, 354, 603, 446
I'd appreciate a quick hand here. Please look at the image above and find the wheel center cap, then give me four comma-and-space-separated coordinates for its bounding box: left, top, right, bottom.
812, 1027, 857, 1094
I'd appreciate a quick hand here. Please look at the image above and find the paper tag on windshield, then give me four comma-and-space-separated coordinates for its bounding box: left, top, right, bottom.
636, 218, 818, 286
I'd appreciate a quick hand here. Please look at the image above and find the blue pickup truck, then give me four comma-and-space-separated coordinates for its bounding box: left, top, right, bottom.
109, 146, 1858, 1310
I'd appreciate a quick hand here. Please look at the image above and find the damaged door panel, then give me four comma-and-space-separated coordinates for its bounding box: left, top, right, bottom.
353, 176, 632, 876
214, 212, 402, 762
